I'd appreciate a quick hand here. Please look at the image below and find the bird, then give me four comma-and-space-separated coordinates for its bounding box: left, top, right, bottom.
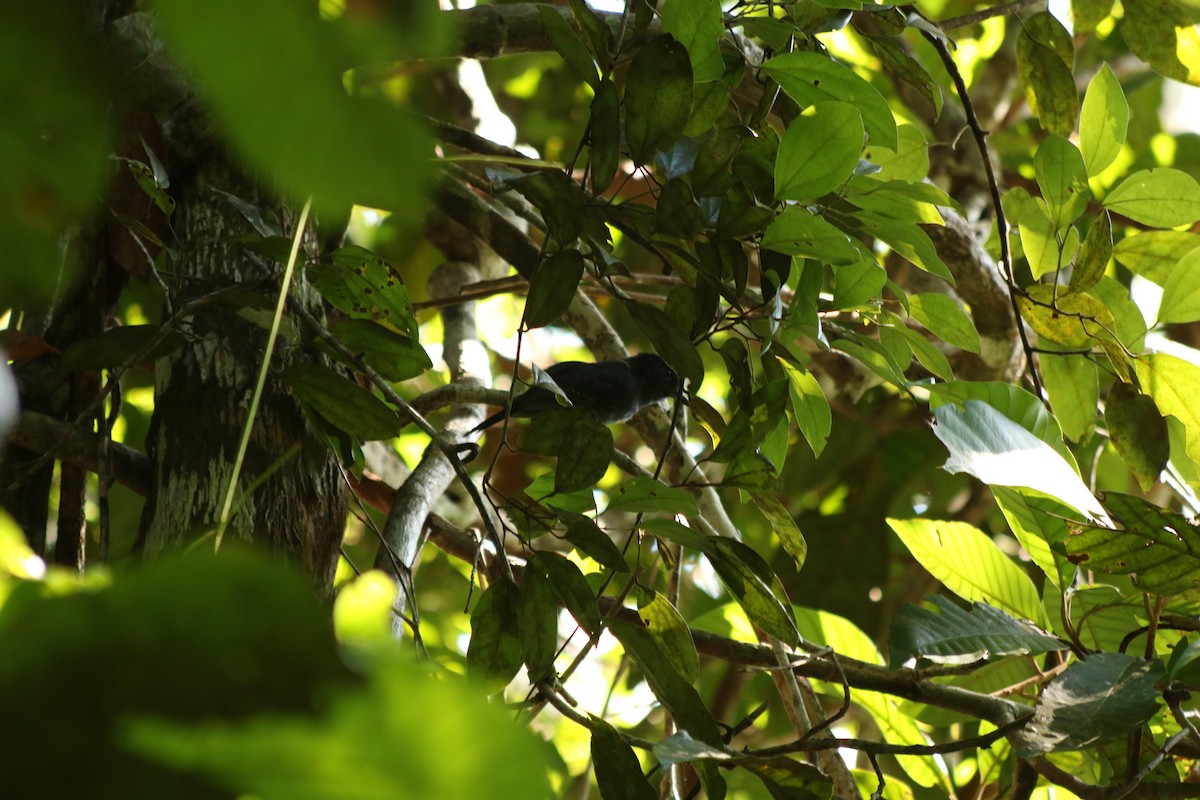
470, 353, 682, 434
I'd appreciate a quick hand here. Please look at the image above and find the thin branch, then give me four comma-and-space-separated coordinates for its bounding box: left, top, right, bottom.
920, 29, 1043, 398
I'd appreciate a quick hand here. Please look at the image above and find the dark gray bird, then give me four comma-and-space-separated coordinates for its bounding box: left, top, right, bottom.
470, 353, 682, 434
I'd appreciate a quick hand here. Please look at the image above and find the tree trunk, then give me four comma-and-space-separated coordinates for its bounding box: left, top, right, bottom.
136, 145, 348, 593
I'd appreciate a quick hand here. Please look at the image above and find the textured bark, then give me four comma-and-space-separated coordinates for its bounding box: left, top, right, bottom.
136, 148, 347, 592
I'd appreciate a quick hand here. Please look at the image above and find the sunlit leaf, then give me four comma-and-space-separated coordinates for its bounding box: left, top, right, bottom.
1157, 247, 1200, 324
1122, 0, 1200, 86
908, 293, 981, 354
888, 517, 1050, 627
1079, 63, 1127, 176
763, 51, 897, 149
660, 0, 724, 82
467, 577, 523, 691
774, 102, 864, 202
1112, 230, 1200, 285
931, 400, 1109, 524
1034, 135, 1090, 229
1135, 353, 1200, 463
1103, 168, 1200, 228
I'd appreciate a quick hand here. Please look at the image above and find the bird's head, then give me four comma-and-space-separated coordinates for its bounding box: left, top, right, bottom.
626, 353, 683, 402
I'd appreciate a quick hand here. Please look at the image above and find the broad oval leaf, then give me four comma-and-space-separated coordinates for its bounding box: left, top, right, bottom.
589, 79, 621, 192
309, 246, 418, 337
908, 293, 981, 354
888, 596, 1065, 668
1122, 0, 1200, 86
1112, 230, 1200, 285
590, 717, 657, 800
525, 249, 585, 329
888, 516, 1050, 626
761, 206, 864, 265
328, 319, 431, 382
1016, 19, 1078, 136
1013, 653, 1165, 757
1079, 63, 1128, 176
517, 564, 559, 680
537, 3, 599, 88
660, 0, 724, 82
638, 589, 700, 682
1034, 135, 1090, 229
467, 577, 523, 691
606, 476, 699, 516
762, 51, 898, 149
281, 362, 401, 441
774, 102, 863, 202
554, 414, 613, 493
1157, 247, 1200, 324
536, 551, 602, 636
1017, 284, 1116, 347
1135, 353, 1200, 463
1103, 168, 1200, 228
1105, 382, 1169, 492
624, 34, 693, 165
931, 399, 1109, 524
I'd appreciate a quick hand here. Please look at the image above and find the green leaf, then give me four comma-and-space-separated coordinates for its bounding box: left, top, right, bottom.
566, 0, 614, 73
281, 362, 401, 441
555, 414, 613, 493
1016, 14, 1078, 136
1018, 198, 1061, 279
706, 538, 800, 645
993, 487, 1075, 590
590, 717, 657, 800
517, 564, 559, 680
749, 492, 808, 569
660, 0, 724, 82
1105, 382, 1169, 492
1068, 211, 1112, 295
931, 400, 1107, 524
509, 170, 586, 246
850, 212, 952, 280
1122, 0, 1200, 86
589, 79, 621, 192
888, 596, 1065, 668
126, 651, 550, 800
1016, 284, 1116, 347
929, 381, 1069, 455
743, 758, 834, 800
831, 258, 885, 310
638, 590, 700, 682
624, 34, 693, 165
760, 206, 865, 265
774, 102, 863, 201
536, 551, 602, 637
309, 246, 418, 337
1035, 135, 1090, 229
467, 577, 523, 691
638, 518, 714, 553
898, 326, 954, 381
908, 293, 981, 354
763, 51, 898, 149
525, 249, 585, 329
865, 34, 942, 117
154, 0, 441, 216
1065, 493, 1200, 596
1079, 63, 1128, 176
328, 319, 431, 382
607, 477, 699, 516
777, 357, 831, 457
1103, 168, 1200, 228
1113, 230, 1200, 285
59, 325, 186, 372
609, 619, 723, 746
887, 517, 1050, 627
1158, 247, 1200, 324
560, 516, 626, 572
1135, 353, 1200, 464
537, 4, 598, 88
1040, 352, 1097, 443
655, 178, 703, 238
1014, 653, 1165, 757
1072, 0, 1115, 32
625, 301, 704, 389
864, 123, 929, 183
